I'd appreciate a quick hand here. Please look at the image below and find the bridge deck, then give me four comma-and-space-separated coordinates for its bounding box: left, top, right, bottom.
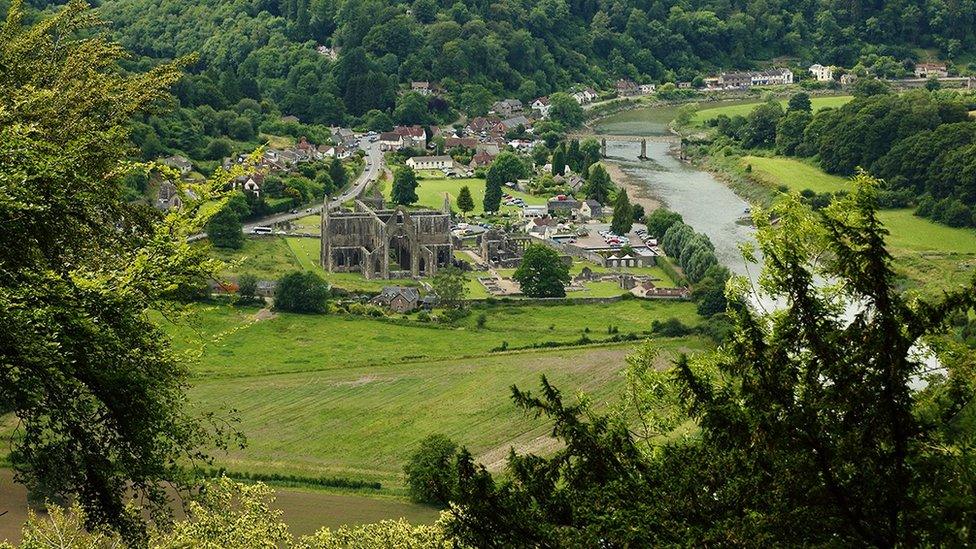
567, 133, 679, 143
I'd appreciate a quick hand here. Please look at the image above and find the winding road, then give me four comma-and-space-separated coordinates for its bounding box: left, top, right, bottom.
189, 139, 383, 242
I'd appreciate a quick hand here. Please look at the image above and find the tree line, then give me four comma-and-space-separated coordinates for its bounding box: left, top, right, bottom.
710, 86, 976, 228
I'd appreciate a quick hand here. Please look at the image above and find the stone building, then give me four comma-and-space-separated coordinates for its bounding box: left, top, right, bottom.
320, 196, 453, 279
478, 229, 530, 267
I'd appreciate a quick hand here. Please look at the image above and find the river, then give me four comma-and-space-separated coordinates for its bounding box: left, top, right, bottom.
605, 140, 757, 281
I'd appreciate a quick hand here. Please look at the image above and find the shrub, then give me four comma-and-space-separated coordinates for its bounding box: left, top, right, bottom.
274, 271, 329, 314
650, 317, 692, 337
404, 434, 459, 505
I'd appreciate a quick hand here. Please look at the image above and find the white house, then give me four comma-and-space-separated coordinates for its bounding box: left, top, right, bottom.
161, 155, 192, 176
378, 132, 404, 151
406, 155, 454, 170
530, 96, 551, 119
638, 84, 656, 94
808, 64, 834, 82
572, 88, 598, 105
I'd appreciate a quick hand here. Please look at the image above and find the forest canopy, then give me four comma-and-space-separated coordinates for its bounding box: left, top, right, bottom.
7, 0, 976, 165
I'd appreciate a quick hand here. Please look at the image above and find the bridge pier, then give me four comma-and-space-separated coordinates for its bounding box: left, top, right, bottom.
638, 138, 648, 160
600, 138, 607, 158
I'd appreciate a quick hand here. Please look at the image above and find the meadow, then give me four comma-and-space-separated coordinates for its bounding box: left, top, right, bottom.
0, 469, 439, 543
210, 237, 302, 280
741, 155, 851, 194
166, 299, 701, 378
152, 296, 708, 489
877, 209, 976, 296
692, 95, 853, 124
184, 333, 702, 488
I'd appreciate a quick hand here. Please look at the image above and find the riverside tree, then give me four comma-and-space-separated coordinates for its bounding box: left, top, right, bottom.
0, 1, 238, 542
513, 245, 570, 298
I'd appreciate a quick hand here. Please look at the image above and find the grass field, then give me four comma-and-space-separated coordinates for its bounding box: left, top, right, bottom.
742, 155, 851, 194
210, 237, 302, 280
0, 469, 439, 543
878, 209, 976, 296
878, 209, 976, 255
730, 151, 976, 296
154, 298, 708, 488
186, 335, 702, 487
167, 300, 701, 378
693, 95, 853, 124
385, 174, 545, 216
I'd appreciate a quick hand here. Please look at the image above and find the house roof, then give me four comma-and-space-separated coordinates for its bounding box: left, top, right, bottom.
501, 116, 530, 129
445, 137, 478, 148
379, 132, 401, 142
378, 286, 420, 302
395, 125, 426, 138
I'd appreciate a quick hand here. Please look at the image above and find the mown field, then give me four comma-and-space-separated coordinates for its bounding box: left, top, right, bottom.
160, 300, 705, 489
877, 209, 976, 296
167, 300, 701, 378
692, 95, 853, 124
384, 174, 545, 216
741, 155, 851, 194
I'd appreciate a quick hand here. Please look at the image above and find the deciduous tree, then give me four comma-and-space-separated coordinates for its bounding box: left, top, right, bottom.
0, 2, 236, 542
513, 245, 570, 298
391, 166, 419, 205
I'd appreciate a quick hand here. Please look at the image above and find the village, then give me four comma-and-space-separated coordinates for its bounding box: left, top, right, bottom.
153, 55, 968, 316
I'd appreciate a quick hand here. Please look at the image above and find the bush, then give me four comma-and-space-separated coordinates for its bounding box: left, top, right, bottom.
273, 271, 329, 314
404, 434, 459, 505
236, 273, 259, 305
650, 317, 692, 337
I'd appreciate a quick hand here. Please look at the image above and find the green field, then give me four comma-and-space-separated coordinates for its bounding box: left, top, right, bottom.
693, 95, 853, 124
385, 174, 545, 216
160, 300, 705, 487
878, 209, 976, 255
742, 155, 851, 194
210, 237, 302, 280
878, 209, 976, 296
168, 300, 700, 378
0, 468, 438, 543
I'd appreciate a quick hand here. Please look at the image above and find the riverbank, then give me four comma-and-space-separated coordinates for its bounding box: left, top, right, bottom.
602, 158, 661, 213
